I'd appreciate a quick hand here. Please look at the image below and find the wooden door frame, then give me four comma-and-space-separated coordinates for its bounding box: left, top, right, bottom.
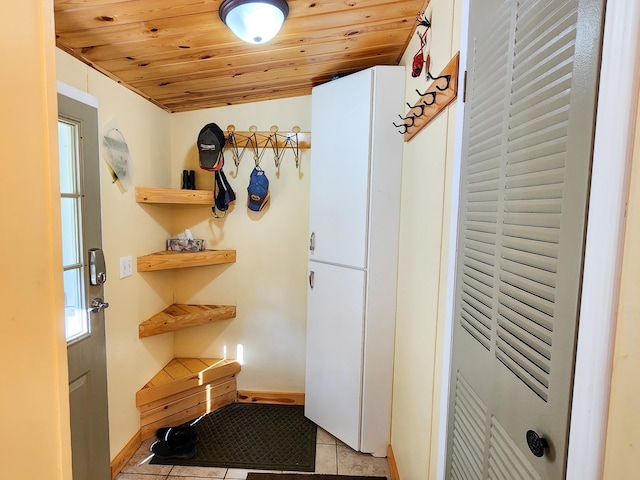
437, 0, 640, 479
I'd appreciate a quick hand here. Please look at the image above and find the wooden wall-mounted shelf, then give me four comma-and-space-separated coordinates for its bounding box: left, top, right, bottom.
223, 125, 310, 168
139, 304, 236, 338
136, 187, 213, 205
135, 186, 237, 339
225, 127, 311, 149
137, 250, 236, 272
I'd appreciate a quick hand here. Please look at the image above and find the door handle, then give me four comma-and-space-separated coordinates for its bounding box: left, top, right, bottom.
526, 430, 549, 458
89, 297, 109, 313
309, 271, 315, 289
309, 232, 315, 252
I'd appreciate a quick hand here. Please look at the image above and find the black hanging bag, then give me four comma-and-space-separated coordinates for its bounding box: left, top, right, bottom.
197, 122, 236, 217
213, 169, 236, 216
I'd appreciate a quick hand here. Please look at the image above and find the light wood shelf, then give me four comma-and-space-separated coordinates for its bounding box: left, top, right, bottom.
137, 249, 236, 272
136, 358, 240, 440
135, 187, 213, 205
139, 304, 236, 338
135, 187, 237, 339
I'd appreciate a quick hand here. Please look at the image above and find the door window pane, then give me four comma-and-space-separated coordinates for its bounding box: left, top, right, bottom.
58, 122, 77, 194
64, 268, 87, 341
59, 118, 88, 342
60, 197, 80, 266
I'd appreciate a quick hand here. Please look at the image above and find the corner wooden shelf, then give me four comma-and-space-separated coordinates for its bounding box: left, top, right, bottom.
136, 186, 213, 205
139, 304, 236, 338
134, 187, 237, 339
136, 358, 240, 440
137, 249, 236, 272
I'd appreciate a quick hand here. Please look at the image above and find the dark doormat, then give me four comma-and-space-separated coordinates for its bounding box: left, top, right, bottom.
150, 403, 317, 471
247, 475, 386, 480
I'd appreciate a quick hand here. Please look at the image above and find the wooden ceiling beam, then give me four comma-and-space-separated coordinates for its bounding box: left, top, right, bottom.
54, 0, 425, 111
138, 53, 399, 99
56, 2, 419, 51
116, 44, 403, 86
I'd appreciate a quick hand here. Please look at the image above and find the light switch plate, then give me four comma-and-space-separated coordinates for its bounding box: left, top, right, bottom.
119, 255, 133, 279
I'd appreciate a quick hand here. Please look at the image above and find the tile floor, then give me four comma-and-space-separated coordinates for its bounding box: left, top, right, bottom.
116, 427, 390, 480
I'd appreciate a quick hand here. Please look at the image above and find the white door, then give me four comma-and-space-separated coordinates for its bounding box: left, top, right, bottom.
308, 69, 372, 269
59, 93, 111, 480
305, 261, 366, 451
445, 0, 604, 478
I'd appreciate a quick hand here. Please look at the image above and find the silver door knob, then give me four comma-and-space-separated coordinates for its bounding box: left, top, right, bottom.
89, 298, 109, 313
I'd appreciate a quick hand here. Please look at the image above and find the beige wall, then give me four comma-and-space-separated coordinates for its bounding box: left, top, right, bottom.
602, 80, 640, 478
57, 49, 311, 457
57, 49, 176, 456
0, 1, 72, 479
390, 0, 462, 478
170, 102, 311, 391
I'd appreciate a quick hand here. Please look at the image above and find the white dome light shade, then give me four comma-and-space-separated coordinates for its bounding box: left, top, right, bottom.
219, 0, 289, 44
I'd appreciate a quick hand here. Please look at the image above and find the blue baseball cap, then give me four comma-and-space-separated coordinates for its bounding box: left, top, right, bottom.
247, 167, 270, 211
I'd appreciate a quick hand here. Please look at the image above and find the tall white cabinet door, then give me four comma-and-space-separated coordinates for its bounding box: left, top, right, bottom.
308, 69, 373, 269
304, 261, 366, 451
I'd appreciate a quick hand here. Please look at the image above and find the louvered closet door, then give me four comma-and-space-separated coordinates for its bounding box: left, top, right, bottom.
445, 0, 604, 479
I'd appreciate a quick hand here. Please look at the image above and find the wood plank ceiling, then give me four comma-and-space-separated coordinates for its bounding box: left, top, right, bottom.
54, 0, 427, 112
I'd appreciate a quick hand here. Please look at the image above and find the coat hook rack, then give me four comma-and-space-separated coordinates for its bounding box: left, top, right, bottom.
395, 51, 460, 142
225, 125, 311, 168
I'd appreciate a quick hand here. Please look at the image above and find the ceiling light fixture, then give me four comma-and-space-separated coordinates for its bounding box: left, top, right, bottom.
219, 0, 289, 44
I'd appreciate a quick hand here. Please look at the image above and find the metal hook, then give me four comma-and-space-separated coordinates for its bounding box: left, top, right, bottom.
416, 11, 431, 29
426, 73, 451, 91
226, 125, 242, 167
398, 114, 416, 128
407, 101, 427, 117
289, 126, 301, 168
416, 89, 437, 105
268, 125, 281, 167
392, 121, 409, 134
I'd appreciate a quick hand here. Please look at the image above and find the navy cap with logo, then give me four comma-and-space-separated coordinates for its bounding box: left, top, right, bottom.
197, 123, 225, 171
247, 167, 270, 212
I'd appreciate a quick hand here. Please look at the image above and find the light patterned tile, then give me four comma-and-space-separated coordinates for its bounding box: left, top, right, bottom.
169, 465, 227, 477
224, 469, 276, 479
120, 439, 173, 476
337, 445, 390, 479
167, 476, 224, 480
116, 474, 168, 480
314, 443, 337, 474
316, 428, 336, 445
223, 468, 248, 479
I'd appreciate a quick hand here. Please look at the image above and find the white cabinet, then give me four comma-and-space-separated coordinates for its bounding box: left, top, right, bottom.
304, 66, 404, 457
305, 262, 366, 449
307, 68, 372, 269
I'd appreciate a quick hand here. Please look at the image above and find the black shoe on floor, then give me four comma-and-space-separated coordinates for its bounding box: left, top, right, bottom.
155, 424, 197, 444
151, 424, 198, 459
151, 440, 197, 460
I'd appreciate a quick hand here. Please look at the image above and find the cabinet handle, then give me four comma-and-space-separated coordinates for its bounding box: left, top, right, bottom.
309, 232, 315, 252
309, 271, 315, 289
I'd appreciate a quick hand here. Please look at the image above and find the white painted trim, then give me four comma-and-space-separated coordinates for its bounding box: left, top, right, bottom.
566, 0, 640, 478
56, 81, 98, 109
436, 0, 469, 478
